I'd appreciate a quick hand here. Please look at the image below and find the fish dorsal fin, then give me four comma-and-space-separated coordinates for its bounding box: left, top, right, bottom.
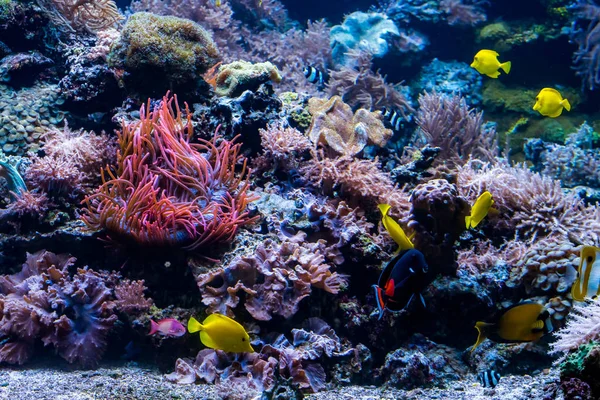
542, 88, 562, 97
204, 313, 242, 329
200, 330, 218, 349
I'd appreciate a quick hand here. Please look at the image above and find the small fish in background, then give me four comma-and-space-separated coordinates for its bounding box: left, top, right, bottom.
214, 0, 222, 6
303, 65, 326, 87
148, 318, 186, 338
470, 302, 553, 352
378, 204, 414, 251
533, 88, 571, 118
571, 245, 600, 301
465, 191, 494, 229
478, 369, 501, 388
188, 313, 255, 353
381, 107, 402, 131
372, 249, 430, 320
470, 49, 511, 78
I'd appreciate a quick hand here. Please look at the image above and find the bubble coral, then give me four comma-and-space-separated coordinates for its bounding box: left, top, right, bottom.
82, 93, 257, 250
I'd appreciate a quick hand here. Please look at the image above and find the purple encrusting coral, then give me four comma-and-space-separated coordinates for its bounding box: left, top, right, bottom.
0, 250, 151, 367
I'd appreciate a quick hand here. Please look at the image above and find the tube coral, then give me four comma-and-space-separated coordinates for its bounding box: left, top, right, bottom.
82, 93, 257, 249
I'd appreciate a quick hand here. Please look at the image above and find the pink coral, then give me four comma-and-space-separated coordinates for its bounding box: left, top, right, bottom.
114, 279, 153, 315
195, 238, 347, 320
440, 0, 486, 26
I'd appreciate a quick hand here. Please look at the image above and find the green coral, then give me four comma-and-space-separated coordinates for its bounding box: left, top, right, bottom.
478, 22, 510, 42
108, 12, 219, 97
0, 0, 13, 22
561, 342, 598, 376
214, 60, 281, 97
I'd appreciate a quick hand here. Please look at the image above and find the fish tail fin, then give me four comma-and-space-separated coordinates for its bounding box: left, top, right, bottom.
471, 322, 492, 353
500, 61, 511, 74
149, 319, 159, 335
187, 316, 204, 333
373, 285, 386, 320
561, 98, 571, 112
465, 215, 472, 229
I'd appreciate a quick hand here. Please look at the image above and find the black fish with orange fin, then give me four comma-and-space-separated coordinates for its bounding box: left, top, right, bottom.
373, 249, 431, 320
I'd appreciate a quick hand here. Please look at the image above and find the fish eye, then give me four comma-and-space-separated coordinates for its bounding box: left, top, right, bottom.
242, 337, 246, 342
474, 57, 478, 61
588, 256, 594, 263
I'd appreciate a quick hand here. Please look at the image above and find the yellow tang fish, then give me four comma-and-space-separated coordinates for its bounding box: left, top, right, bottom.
378, 204, 414, 251
471, 302, 553, 353
470, 49, 511, 78
571, 245, 600, 301
188, 313, 254, 353
533, 88, 571, 118
465, 191, 493, 229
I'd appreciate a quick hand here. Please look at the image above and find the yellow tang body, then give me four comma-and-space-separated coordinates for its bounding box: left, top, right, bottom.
471, 302, 552, 352
465, 191, 493, 229
571, 245, 600, 301
533, 88, 571, 118
470, 49, 511, 78
378, 204, 414, 251
188, 313, 254, 353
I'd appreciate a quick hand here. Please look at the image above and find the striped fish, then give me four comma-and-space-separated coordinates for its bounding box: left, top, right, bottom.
571, 245, 600, 301
478, 369, 500, 388
303, 66, 325, 86
381, 107, 402, 131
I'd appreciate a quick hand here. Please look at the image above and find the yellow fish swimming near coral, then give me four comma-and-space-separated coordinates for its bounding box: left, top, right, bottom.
378, 204, 414, 251
571, 245, 600, 301
470, 49, 511, 78
188, 313, 254, 353
465, 191, 494, 229
533, 88, 571, 118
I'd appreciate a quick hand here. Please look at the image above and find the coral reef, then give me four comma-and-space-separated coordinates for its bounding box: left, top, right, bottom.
83, 94, 257, 249
570, 0, 600, 90
108, 12, 219, 98
414, 59, 483, 105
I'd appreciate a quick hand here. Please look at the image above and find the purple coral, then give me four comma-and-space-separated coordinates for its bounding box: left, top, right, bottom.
0, 250, 150, 367
570, 0, 600, 90
440, 0, 486, 26
195, 239, 347, 321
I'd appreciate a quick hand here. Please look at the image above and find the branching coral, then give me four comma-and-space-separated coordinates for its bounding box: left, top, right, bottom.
457, 160, 600, 243
82, 93, 257, 250
327, 50, 413, 117
439, 0, 486, 26
258, 122, 312, 172
300, 152, 412, 220
416, 91, 497, 165
195, 238, 347, 320
570, 0, 600, 90
307, 96, 392, 156
0, 250, 130, 367
551, 298, 600, 357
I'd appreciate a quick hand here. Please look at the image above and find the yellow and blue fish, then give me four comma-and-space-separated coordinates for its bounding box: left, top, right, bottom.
471, 302, 553, 352
533, 88, 571, 118
188, 313, 254, 353
465, 191, 494, 229
470, 49, 511, 78
571, 245, 600, 301
378, 204, 414, 251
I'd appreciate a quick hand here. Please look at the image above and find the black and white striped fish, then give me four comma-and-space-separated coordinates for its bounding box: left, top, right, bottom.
381, 107, 402, 131
303, 66, 326, 86
478, 369, 501, 388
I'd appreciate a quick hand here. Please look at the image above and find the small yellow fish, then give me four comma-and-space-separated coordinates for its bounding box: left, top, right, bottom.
215, 0, 221, 6
378, 204, 414, 251
471, 302, 553, 353
571, 245, 600, 301
188, 313, 254, 353
470, 50, 511, 78
465, 191, 493, 229
533, 88, 571, 118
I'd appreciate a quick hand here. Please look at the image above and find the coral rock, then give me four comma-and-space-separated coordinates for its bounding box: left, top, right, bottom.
214, 60, 282, 98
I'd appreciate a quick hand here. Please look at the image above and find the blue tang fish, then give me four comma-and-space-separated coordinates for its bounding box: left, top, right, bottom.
372, 249, 431, 320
